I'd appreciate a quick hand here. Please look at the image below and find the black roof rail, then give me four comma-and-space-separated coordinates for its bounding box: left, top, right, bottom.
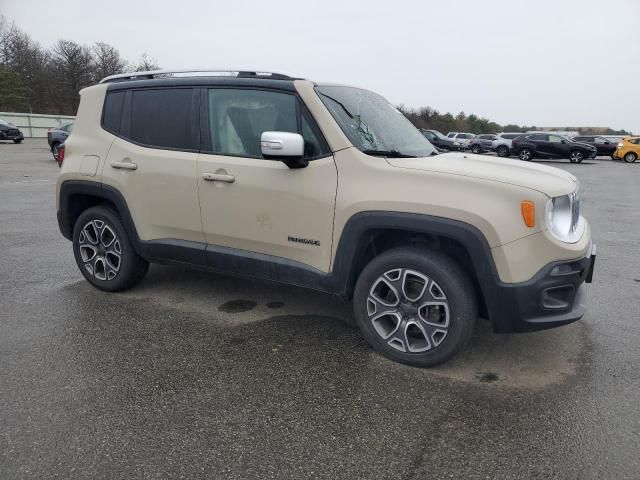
99, 69, 298, 84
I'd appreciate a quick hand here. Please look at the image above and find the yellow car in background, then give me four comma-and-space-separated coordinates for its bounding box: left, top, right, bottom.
613, 137, 640, 163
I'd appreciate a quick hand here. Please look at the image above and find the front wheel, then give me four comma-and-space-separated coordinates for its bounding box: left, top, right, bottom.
353, 247, 477, 367
73, 206, 149, 292
569, 150, 584, 163
624, 152, 637, 163
13, 138, 22, 144
518, 148, 533, 161
471, 145, 481, 154
52, 143, 61, 161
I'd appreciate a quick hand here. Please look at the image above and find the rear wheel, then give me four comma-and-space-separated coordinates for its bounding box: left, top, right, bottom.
624, 152, 637, 163
518, 148, 533, 161
497, 145, 509, 157
471, 144, 481, 154
569, 150, 584, 163
73, 206, 148, 292
353, 247, 477, 367
52, 142, 61, 161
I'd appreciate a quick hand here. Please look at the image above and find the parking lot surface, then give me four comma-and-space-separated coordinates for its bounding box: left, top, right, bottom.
1, 140, 639, 479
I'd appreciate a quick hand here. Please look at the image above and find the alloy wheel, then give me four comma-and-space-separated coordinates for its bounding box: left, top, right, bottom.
569, 151, 583, 163
366, 268, 450, 353
519, 149, 532, 161
624, 152, 637, 163
78, 220, 122, 281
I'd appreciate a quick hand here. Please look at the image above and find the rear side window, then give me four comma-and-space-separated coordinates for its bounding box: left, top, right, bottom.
503, 133, 520, 139
529, 134, 548, 141
102, 91, 125, 134
128, 88, 196, 150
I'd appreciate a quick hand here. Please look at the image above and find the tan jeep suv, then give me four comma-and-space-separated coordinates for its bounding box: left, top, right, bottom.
56, 69, 596, 367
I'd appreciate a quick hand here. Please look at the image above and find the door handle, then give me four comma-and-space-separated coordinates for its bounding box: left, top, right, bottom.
111, 160, 138, 170
202, 172, 235, 183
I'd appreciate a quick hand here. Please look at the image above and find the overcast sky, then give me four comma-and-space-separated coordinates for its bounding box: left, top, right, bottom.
3, 0, 639, 132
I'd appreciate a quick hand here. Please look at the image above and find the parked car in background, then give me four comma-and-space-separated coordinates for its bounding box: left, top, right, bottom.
0, 118, 24, 143
491, 132, 524, 157
572, 135, 617, 158
468, 134, 496, 154
48, 123, 73, 161
420, 129, 458, 150
512, 133, 597, 163
612, 137, 640, 163
446, 132, 475, 149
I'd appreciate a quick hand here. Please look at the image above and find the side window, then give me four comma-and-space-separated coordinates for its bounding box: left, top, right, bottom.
529, 134, 548, 141
102, 90, 125, 134
128, 88, 195, 150
207, 88, 328, 159
593, 137, 606, 144
549, 135, 563, 143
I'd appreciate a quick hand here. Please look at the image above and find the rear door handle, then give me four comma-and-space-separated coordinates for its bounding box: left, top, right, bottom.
202, 172, 235, 183
111, 160, 138, 170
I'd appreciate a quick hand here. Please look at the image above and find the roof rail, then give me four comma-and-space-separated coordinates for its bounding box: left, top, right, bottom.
99, 69, 296, 84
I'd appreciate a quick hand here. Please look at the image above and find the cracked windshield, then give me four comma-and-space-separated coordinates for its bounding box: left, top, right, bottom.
316, 85, 437, 158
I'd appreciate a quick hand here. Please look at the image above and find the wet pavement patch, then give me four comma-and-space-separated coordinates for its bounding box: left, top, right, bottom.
218, 299, 257, 313
266, 301, 285, 309
477, 372, 499, 383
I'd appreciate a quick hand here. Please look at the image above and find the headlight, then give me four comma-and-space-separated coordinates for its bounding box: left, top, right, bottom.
545, 189, 584, 243
618, 142, 624, 147
453, 141, 461, 146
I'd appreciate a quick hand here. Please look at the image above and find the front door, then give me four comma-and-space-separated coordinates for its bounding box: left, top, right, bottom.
197, 87, 337, 272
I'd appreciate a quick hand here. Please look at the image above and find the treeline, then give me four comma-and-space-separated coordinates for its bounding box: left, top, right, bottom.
399, 105, 631, 136
398, 105, 631, 135
0, 15, 159, 115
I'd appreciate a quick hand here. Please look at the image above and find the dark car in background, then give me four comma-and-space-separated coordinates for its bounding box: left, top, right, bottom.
512, 133, 597, 163
0, 118, 24, 143
573, 135, 617, 158
47, 123, 73, 161
468, 134, 497, 154
420, 129, 459, 151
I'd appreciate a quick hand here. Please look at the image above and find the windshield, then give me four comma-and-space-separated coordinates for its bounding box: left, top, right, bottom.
315, 85, 436, 158
0, 119, 9, 126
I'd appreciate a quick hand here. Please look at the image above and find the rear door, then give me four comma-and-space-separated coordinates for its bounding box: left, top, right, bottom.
529, 134, 550, 155
196, 87, 337, 272
101, 87, 204, 246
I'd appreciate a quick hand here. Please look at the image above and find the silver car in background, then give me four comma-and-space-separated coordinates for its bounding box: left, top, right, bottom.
491, 132, 524, 157
446, 132, 475, 150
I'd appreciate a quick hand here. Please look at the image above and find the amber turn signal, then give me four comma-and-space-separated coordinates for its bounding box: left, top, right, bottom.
521, 200, 535, 228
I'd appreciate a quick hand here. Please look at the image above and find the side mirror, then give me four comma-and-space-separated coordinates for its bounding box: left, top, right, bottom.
604, 141, 610, 145
261, 131, 307, 168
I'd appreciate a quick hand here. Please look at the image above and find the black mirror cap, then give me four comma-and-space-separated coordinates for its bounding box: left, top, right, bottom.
262, 154, 309, 169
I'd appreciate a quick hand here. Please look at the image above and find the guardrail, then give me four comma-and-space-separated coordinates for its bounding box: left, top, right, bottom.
0, 112, 76, 138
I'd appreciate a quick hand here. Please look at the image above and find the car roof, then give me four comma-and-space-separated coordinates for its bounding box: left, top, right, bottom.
106, 76, 298, 92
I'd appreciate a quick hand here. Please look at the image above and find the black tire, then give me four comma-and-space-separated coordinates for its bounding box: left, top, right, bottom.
496, 145, 509, 157
518, 148, 533, 161
13, 138, 22, 144
52, 142, 61, 161
569, 150, 584, 163
471, 144, 481, 154
72, 206, 148, 292
353, 247, 477, 367
624, 152, 637, 163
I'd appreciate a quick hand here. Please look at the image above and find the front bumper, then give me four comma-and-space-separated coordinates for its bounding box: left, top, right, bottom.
0, 130, 23, 141
492, 243, 596, 332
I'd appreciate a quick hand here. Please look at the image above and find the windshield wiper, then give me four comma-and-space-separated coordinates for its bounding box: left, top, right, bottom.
362, 149, 416, 158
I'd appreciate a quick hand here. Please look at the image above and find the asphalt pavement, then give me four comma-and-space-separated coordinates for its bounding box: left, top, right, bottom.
1, 140, 639, 479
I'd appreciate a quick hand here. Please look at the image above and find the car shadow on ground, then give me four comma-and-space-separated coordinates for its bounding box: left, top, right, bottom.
95, 263, 589, 389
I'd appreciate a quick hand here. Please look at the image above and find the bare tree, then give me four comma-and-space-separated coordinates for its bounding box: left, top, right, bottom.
92, 42, 127, 82
50, 40, 94, 114
134, 52, 160, 72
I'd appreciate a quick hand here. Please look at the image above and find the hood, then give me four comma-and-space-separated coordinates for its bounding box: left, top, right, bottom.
386, 152, 577, 197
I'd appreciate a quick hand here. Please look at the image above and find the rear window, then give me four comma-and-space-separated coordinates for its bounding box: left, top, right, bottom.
102, 91, 125, 134
457, 134, 473, 139
128, 88, 195, 150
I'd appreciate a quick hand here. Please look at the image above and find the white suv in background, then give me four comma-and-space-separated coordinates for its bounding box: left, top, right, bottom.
491, 132, 524, 157
446, 132, 475, 150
